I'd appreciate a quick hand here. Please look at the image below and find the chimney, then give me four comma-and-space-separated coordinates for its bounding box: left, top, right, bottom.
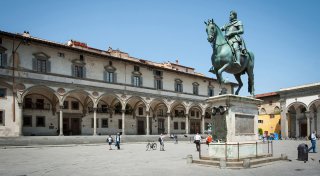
175, 59, 179, 64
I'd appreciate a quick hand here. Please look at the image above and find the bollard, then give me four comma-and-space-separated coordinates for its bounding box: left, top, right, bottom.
186, 154, 193, 164
219, 158, 226, 168
243, 159, 250, 168
281, 154, 288, 160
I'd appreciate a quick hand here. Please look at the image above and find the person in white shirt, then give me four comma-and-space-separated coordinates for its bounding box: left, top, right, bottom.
308, 131, 317, 153
194, 133, 201, 151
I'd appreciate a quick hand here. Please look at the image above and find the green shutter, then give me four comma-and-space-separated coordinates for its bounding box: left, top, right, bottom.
46, 60, 51, 73
32, 58, 37, 71
114, 73, 117, 83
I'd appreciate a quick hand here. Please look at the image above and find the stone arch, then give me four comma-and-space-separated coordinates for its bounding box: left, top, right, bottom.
308, 99, 320, 111
21, 85, 59, 104
286, 102, 308, 113
170, 100, 187, 117
62, 89, 94, 105
188, 104, 203, 116
150, 98, 169, 117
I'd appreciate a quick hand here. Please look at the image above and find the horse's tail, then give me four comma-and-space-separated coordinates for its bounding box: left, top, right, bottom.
247, 52, 255, 95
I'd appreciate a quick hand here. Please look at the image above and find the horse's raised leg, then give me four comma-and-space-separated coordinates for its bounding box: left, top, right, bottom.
234, 73, 243, 95
217, 63, 231, 83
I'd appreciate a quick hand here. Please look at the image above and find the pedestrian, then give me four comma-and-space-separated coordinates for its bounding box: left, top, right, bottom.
107, 135, 113, 150
115, 133, 121, 150
194, 133, 201, 151
206, 134, 213, 146
308, 131, 317, 153
159, 133, 165, 151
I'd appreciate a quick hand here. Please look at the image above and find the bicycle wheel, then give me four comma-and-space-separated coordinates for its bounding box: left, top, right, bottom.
146, 143, 150, 151
152, 143, 157, 150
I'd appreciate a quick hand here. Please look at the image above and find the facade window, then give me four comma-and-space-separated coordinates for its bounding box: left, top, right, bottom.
270, 114, 275, 118
24, 98, 32, 109
133, 76, 142, 87
0, 52, 7, 67
155, 79, 163, 90
23, 115, 32, 127
0, 88, 6, 98
258, 120, 263, 124
63, 101, 69, 109
37, 59, 47, 73
134, 65, 140, 72
208, 87, 214, 96
73, 65, 84, 78
114, 103, 122, 114
157, 109, 164, 117
0, 111, 4, 125
91, 118, 99, 128
58, 52, 65, 58
138, 107, 143, 115
71, 101, 79, 110
260, 108, 266, 115
36, 116, 45, 127
193, 83, 199, 95
36, 99, 44, 109
154, 70, 162, 76
205, 112, 211, 119
118, 119, 122, 129
174, 122, 178, 130
196, 111, 200, 118
106, 71, 114, 83
191, 110, 195, 116
102, 119, 108, 128
181, 122, 186, 130
174, 79, 183, 92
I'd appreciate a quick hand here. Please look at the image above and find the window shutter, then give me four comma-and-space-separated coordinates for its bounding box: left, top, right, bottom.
181, 84, 183, 92
32, 58, 37, 71
154, 79, 156, 89
174, 82, 177, 91
131, 76, 134, 85
46, 60, 51, 73
104, 71, 108, 82
105, 71, 110, 82
83, 67, 86, 78
2, 53, 7, 67
114, 72, 117, 83
140, 76, 143, 86
71, 65, 75, 77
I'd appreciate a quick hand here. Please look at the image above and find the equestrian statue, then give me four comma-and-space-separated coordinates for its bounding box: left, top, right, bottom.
205, 11, 255, 95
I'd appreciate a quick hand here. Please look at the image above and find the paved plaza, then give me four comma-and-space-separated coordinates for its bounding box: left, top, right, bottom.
0, 140, 319, 176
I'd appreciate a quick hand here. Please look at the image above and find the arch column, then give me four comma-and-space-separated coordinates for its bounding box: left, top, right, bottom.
59, 106, 64, 136
201, 114, 205, 134
146, 111, 150, 135
306, 111, 311, 137
185, 113, 189, 134
121, 109, 125, 135
167, 113, 171, 135
280, 99, 288, 138
17, 103, 23, 136
93, 107, 97, 136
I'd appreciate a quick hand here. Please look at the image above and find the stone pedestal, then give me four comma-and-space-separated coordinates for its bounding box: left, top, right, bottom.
206, 94, 263, 159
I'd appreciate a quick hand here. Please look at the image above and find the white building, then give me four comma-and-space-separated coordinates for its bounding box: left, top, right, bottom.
279, 83, 320, 138
0, 30, 235, 136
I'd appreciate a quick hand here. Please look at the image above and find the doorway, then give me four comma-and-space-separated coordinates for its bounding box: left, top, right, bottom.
137, 120, 145, 135
190, 120, 200, 134
158, 119, 165, 134
63, 117, 81, 135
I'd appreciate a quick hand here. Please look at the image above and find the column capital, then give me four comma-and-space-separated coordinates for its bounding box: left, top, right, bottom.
121, 109, 126, 113
18, 102, 23, 108
59, 106, 64, 110
166, 112, 171, 116
93, 107, 97, 111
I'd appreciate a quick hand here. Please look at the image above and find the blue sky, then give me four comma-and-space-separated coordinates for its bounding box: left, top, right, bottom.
1, 0, 319, 95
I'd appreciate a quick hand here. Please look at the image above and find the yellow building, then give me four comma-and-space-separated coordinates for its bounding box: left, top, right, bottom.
256, 92, 281, 136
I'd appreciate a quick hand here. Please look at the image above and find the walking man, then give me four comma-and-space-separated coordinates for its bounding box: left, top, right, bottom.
115, 133, 121, 150
159, 133, 165, 151
194, 133, 201, 151
308, 131, 317, 153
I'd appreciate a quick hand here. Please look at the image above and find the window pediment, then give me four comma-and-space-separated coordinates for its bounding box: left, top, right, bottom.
104, 65, 116, 72
0, 46, 7, 52
33, 52, 50, 60
175, 79, 183, 83
71, 58, 86, 66
132, 70, 142, 76
193, 82, 199, 86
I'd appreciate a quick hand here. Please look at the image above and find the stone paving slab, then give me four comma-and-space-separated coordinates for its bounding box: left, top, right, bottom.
0, 140, 319, 176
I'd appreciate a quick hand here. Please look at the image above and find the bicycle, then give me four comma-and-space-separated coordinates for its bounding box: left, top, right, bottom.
146, 140, 157, 151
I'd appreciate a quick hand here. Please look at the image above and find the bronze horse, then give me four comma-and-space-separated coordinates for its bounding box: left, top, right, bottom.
205, 19, 255, 95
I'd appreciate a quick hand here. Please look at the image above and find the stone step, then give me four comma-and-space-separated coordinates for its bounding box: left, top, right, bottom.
193, 156, 284, 169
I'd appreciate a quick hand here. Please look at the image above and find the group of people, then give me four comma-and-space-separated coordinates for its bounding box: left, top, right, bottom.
106, 133, 121, 150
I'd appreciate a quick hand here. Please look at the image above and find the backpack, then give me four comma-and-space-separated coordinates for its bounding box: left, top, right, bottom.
158, 137, 161, 142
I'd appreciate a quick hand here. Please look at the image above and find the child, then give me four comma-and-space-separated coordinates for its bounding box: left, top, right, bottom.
107, 135, 113, 150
